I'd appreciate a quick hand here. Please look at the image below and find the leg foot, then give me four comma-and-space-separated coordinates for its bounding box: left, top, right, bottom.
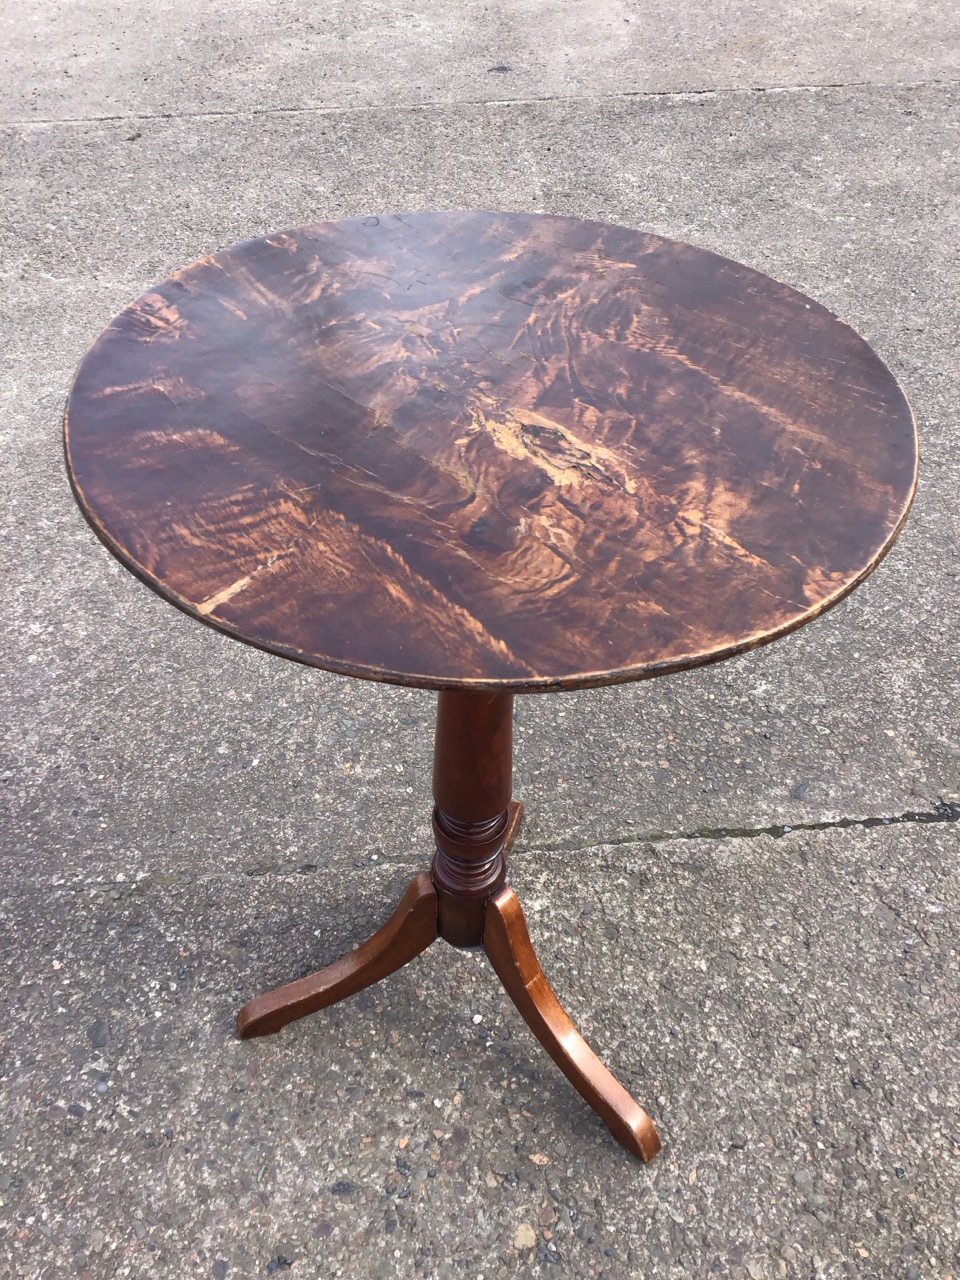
236, 872, 439, 1039
484, 885, 661, 1162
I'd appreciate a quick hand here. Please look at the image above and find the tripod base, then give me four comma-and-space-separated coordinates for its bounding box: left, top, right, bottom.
236, 802, 660, 1162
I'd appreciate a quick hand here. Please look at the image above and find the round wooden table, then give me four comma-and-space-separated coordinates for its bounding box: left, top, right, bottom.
65, 211, 917, 1161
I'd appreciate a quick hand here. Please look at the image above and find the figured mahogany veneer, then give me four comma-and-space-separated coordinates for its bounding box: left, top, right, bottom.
65, 210, 916, 692
65, 212, 917, 1161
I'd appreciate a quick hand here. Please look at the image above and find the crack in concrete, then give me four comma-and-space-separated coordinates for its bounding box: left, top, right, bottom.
534, 800, 960, 856
11, 802, 957, 895
5, 75, 958, 130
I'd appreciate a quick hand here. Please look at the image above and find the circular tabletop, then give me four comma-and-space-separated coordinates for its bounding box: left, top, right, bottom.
65, 211, 917, 692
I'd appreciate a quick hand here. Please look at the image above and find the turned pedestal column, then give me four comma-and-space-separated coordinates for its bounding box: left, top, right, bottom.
432, 690, 515, 947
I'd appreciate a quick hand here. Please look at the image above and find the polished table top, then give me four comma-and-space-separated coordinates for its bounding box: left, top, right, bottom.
65, 211, 917, 691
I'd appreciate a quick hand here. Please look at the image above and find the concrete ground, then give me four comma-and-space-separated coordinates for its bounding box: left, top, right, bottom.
2, 3, 958, 1278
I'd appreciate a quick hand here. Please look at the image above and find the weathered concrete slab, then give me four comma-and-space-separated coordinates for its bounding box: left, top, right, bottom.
2, 824, 957, 1276
3, 6, 959, 1276
3, 0, 958, 123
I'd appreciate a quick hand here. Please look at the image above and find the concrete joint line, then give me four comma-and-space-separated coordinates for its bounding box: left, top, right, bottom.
532, 799, 960, 857
9, 802, 957, 897
4, 75, 959, 131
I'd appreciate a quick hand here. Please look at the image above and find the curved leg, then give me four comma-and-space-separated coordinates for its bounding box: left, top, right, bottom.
236, 872, 439, 1039
484, 885, 661, 1162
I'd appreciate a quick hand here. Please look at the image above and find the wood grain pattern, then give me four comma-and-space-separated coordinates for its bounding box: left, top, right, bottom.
64, 211, 917, 690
